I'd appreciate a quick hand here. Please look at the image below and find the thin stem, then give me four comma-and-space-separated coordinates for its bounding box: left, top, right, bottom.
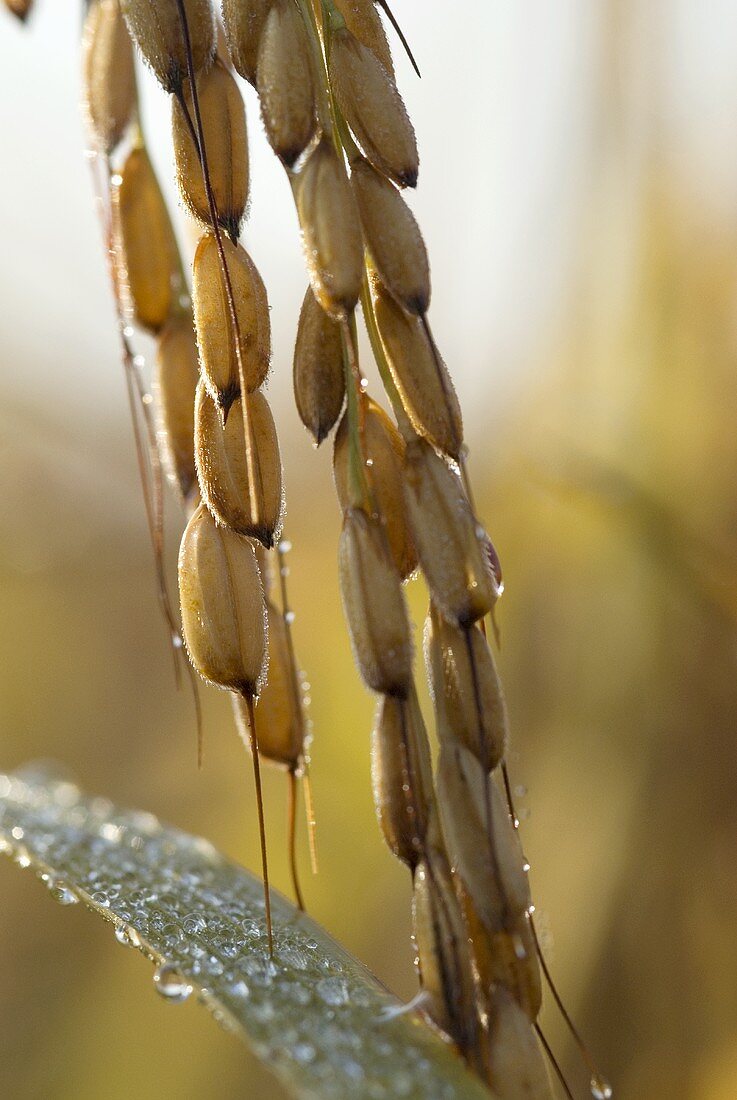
276, 537, 317, 881
503, 766, 605, 1086
88, 149, 202, 762
535, 1022, 575, 1100
243, 691, 274, 955
529, 914, 604, 1085
302, 766, 319, 875
374, 0, 422, 78
287, 768, 305, 911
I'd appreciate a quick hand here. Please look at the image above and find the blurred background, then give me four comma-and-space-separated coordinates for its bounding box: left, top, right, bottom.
2, 1, 737, 1097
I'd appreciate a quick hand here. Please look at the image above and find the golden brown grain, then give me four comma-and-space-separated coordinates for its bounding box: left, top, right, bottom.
257, 0, 317, 168
333, 398, 417, 579
404, 438, 495, 626
154, 311, 201, 502
195, 382, 284, 546
293, 286, 345, 445
178, 503, 267, 695
352, 159, 429, 314
114, 145, 181, 332
192, 232, 270, 413
338, 507, 413, 697
295, 138, 364, 318
372, 281, 463, 459
221, 0, 271, 85
425, 604, 508, 772
83, 0, 136, 155
172, 57, 249, 241
330, 26, 418, 188
120, 0, 215, 93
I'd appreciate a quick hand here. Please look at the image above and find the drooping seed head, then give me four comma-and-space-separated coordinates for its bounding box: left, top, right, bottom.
372, 282, 463, 459
192, 233, 270, 414
295, 139, 364, 319
82, 0, 137, 155
178, 503, 267, 694
120, 0, 215, 94
231, 600, 306, 769
221, 0, 271, 85
338, 507, 413, 697
195, 381, 284, 546
371, 687, 432, 869
257, 0, 317, 168
412, 853, 483, 1061
487, 988, 553, 1099
352, 160, 429, 314
404, 438, 495, 626
330, 26, 418, 188
332, 0, 394, 77
436, 742, 531, 934
114, 145, 181, 332
293, 286, 345, 445
425, 604, 508, 771
154, 312, 201, 502
333, 399, 417, 579
172, 56, 249, 241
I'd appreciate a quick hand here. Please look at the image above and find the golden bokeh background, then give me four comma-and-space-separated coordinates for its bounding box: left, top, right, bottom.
2, 2, 737, 1098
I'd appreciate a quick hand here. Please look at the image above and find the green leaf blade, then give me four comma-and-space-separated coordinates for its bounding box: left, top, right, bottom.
0, 765, 490, 1100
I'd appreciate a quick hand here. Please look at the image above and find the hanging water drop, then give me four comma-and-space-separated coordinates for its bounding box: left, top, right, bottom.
591, 1076, 613, 1099
50, 882, 79, 906
153, 963, 193, 1003
114, 924, 140, 948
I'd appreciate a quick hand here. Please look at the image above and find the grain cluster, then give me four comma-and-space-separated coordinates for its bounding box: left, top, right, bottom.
72, 1, 606, 1095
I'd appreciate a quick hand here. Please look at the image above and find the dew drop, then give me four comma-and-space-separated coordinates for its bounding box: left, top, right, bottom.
183, 913, 207, 936
359, 377, 369, 391
153, 963, 193, 1003
11, 826, 24, 841
293, 1042, 316, 1064
316, 976, 349, 1006
591, 1076, 613, 1099
512, 934, 527, 960
110, 173, 123, 186
50, 883, 79, 906
278, 539, 292, 554
285, 611, 296, 625
365, 458, 374, 467
115, 924, 140, 948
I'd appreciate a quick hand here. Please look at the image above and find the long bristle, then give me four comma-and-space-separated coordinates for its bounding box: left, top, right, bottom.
287, 768, 305, 911
244, 692, 274, 955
